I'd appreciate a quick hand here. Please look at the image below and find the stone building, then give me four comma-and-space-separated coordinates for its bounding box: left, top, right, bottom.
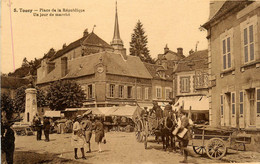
36, 4, 173, 108
202, 1, 260, 129
174, 50, 209, 124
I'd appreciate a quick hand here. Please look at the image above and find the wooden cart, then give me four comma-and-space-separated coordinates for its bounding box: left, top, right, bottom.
135, 114, 161, 149
191, 125, 251, 160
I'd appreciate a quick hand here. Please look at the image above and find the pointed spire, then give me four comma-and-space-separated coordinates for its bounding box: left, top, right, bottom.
111, 1, 123, 47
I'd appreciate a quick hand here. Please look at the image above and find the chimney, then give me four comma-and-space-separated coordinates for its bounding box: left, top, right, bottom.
177, 48, 183, 55
164, 44, 169, 53
62, 43, 67, 49
83, 28, 89, 37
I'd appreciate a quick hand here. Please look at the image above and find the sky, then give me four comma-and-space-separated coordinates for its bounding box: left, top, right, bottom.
1, 0, 210, 74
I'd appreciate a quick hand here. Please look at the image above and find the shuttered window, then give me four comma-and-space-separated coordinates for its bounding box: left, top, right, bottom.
220, 95, 224, 117
257, 89, 260, 114
109, 84, 115, 98
240, 91, 244, 115
119, 85, 124, 98
222, 37, 231, 70
156, 86, 162, 99
137, 87, 142, 100
244, 25, 255, 63
145, 87, 149, 100
180, 77, 190, 93
231, 92, 235, 115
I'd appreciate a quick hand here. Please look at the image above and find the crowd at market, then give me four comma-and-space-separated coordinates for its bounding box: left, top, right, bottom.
1, 100, 193, 163
32, 113, 106, 160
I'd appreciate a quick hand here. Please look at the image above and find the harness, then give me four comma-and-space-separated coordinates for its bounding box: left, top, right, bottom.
164, 117, 175, 131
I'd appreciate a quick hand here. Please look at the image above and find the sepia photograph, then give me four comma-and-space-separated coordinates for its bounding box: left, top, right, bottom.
1, 0, 260, 163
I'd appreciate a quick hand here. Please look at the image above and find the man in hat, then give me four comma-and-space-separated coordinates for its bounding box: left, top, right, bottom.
150, 102, 163, 119
150, 102, 163, 130
163, 101, 173, 118
33, 114, 42, 140
1, 121, 15, 164
81, 115, 93, 153
177, 106, 191, 163
43, 116, 51, 142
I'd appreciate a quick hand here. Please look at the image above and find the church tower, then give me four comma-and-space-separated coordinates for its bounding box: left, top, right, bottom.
111, 2, 127, 59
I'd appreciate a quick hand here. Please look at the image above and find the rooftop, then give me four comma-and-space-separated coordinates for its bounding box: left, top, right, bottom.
175, 50, 208, 72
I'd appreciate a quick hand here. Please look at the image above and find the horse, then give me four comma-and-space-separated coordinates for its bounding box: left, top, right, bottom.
160, 112, 177, 151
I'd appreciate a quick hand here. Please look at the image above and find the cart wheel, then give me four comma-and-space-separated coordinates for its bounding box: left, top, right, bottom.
135, 120, 143, 142
144, 122, 148, 149
206, 138, 226, 160
193, 146, 205, 155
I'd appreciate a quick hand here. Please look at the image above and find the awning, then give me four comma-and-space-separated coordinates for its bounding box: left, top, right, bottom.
44, 111, 61, 118
65, 108, 93, 112
173, 96, 209, 112
83, 108, 104, 116
109, 105, 142, 119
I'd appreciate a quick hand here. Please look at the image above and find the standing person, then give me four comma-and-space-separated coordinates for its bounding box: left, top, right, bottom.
81, 115, 93, 153
151, 102, 163, 129
34, 114, 42, 140
163, 102, 173, 118
177, 108, 191, 163
71, 115, 86, 159
2, 122, 15, 164
94, 117, 104, 153
43, 116, 51, 142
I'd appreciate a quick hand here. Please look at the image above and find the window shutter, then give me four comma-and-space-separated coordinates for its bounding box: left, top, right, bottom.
82, 85, 88, 99
92, 84, 95, 98
115, 85, 119, 98
124, 86, 127, 98
253, 23, 258, 59
240, 25, 245, 63
132, 86, 136, 99
106, 83, 110, 98
257, 89, 260, 114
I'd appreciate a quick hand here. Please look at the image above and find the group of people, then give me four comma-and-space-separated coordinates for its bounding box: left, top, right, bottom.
149, 101, 192, 163
32, 114, 51, 142
71, 114, 105, 160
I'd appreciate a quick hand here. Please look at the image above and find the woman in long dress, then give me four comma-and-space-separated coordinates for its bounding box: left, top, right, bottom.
94, 117, 105, 153
71, 116, 86, 159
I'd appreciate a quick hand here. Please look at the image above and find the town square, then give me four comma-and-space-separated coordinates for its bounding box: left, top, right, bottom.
1, 0, 260, 163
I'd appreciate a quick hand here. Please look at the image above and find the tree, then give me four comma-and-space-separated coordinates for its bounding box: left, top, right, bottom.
1, 93, 14, 120
129, 20, 154, 64
14, 86, 47, 113
47, 80, 86, 111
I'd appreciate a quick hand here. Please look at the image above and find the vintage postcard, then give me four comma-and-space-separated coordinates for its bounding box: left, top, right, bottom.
1, 0, 260, 163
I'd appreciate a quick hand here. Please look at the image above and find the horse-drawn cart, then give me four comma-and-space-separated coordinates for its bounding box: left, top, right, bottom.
133, 107, 162, 149
191, 125, 251, 160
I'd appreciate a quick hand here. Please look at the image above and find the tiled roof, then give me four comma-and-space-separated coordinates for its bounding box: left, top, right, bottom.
64, 52, 152, 79
37, 65, 63, 84
175, 50, 208, 73
1, 76, 30, 89
143, 63, 173, 80
37, 52, 153, 84
166, 50, 185, 59
203, 1, 252, 28
50, 32, 112, 61
82, 32, 112, 47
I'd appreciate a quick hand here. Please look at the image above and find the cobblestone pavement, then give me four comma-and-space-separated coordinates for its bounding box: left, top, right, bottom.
13, 132, 260, 164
